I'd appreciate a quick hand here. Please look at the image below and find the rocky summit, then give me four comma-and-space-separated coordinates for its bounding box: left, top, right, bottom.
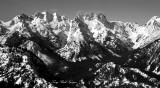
0, 11, 160, 88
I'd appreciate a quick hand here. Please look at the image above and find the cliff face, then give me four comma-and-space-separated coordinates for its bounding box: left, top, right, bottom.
0, 11, 160, 88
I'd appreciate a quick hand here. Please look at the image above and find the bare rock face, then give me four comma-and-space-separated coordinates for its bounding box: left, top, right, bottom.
0, 11, 160, 88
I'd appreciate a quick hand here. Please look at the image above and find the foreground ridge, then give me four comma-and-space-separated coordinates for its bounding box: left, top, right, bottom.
0, 11, 160, 88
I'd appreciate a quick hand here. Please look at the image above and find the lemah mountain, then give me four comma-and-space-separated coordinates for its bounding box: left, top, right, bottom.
0, 11, 160, 88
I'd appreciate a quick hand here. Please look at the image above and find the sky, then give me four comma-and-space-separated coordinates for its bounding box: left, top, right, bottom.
0, 0, 160, 24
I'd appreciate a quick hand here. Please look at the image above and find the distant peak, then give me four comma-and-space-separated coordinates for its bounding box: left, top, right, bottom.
13, 13, 33, 23
83, 12, 107, 20
53, 13, 62, 22
33, 11, 64, 22
147, 16, 160, 25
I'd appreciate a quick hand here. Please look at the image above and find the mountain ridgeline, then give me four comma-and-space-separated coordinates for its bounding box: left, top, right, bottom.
0, 11, 160, 88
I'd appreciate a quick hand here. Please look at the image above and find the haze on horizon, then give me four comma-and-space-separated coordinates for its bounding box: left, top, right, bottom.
0, 0, 160, 25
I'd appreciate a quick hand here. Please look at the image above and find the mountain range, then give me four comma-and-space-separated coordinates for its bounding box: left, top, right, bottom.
0, 11, 160, 88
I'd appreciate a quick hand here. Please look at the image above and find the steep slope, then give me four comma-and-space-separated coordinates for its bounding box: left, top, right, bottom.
0, 11, 160, 88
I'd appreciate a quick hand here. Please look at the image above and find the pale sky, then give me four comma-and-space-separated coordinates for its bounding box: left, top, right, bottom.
0, 0, 160, 24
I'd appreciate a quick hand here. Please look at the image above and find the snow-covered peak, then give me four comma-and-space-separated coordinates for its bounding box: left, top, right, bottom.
83, 13, 108, 23
41, 11, 53, 22
12, 14, 32, 23
147, 16, 160, 26
32, 11, 67, 24
53, 13, 62, 22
